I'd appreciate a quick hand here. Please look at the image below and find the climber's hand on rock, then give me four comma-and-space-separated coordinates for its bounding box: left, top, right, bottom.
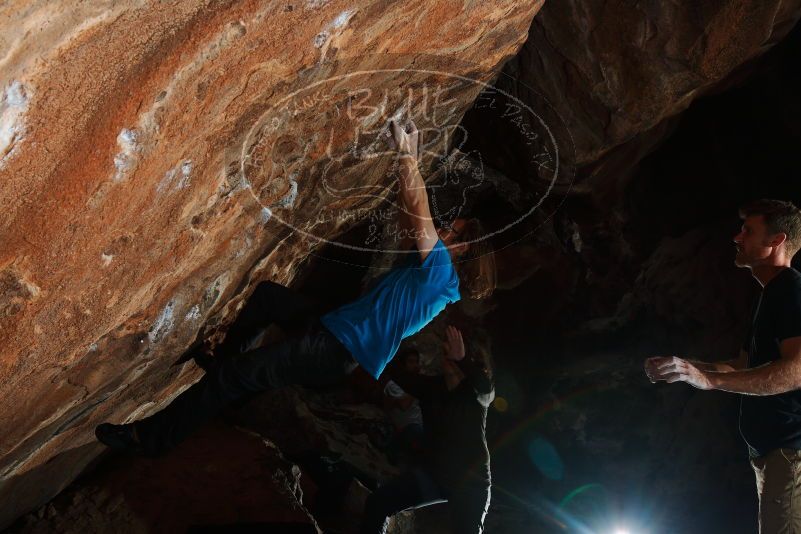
387, 119, 421, 162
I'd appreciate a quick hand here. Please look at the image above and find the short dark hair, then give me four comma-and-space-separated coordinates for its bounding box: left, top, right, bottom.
455, 218, 497, 300
739, 199, 801, 255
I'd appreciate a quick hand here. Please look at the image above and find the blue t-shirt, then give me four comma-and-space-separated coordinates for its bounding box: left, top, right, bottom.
321, 239, 461, 378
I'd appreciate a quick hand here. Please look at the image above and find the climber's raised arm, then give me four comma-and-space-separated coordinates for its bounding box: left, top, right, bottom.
394, 184, 417, 251
388, 119, 439, 261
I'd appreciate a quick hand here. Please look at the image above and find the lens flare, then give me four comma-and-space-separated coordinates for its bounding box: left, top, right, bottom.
493, 396, 509, 412
527, 436, 564, 480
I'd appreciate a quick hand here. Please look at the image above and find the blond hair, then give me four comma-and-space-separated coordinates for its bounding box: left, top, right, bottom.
454, 218, 496, 299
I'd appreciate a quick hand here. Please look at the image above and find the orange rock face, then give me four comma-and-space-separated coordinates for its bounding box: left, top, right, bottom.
0, 0, 543, 526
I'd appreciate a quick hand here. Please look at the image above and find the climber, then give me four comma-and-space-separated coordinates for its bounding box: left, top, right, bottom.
361, 325, 494, 534
644, 199, 801, 534
95, 118, 497, 457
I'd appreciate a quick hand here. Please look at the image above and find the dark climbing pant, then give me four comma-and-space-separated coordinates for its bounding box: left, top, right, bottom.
214, 279, 323, 355
134, 281, 357, 456
360, 468, 490, 534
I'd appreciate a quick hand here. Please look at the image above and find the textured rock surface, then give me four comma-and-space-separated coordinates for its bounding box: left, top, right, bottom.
231, 385, 408, 532
467, 0, 801, 175
0, 0, 544, 526
233, 385, 400, 484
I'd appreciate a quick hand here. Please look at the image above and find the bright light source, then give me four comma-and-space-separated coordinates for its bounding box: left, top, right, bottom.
614, 529, 631, 534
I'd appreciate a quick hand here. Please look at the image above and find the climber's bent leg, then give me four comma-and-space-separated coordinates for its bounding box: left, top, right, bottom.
217, 280, 321, 355
134, 320, 355, 456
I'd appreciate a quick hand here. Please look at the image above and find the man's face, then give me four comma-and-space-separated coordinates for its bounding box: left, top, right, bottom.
733, 215, 779, 268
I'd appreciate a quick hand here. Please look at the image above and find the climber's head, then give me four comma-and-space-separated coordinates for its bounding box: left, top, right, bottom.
438, 218, 496, 300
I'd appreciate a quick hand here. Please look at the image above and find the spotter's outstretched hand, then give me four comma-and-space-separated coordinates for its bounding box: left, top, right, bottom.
644, 356, 713, 390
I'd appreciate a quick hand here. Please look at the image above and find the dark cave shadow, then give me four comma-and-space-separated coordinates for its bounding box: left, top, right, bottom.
2, 440, 106, 531
187, 523, 319, 533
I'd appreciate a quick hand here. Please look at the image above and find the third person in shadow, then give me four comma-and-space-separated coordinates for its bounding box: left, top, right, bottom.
361, 326, 494, 534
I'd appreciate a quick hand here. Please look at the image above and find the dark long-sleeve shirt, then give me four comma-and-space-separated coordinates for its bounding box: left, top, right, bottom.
388, 355, 494, 492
